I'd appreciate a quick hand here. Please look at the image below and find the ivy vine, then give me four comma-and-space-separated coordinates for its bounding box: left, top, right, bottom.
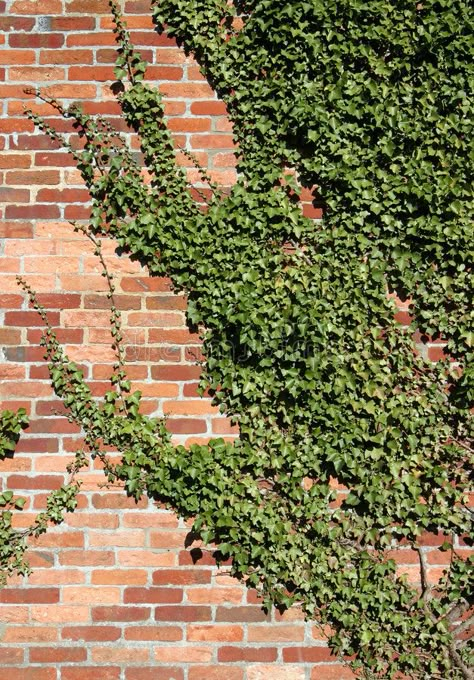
3, 1, 473, 677
0, 404, 81, 586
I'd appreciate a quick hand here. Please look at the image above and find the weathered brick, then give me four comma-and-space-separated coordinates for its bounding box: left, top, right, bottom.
218, 646, 278, 662
125, 626, 183, 642
29, 647, 87, 663
188, 669, 243, 680
124, 587, 183, 604
92, 606, 151, 622
154, 606, 212, 622
61, 626, 121, 642
283, 647, 336, 663
62, 669, 121, 680
126, 670, 184, 680
0, 670, 56, 680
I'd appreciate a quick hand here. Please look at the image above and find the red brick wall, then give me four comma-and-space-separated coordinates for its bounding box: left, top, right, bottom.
0, 1, 354, 678
0, 2, 461, 679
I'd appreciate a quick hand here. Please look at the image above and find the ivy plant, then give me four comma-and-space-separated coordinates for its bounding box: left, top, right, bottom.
5, 1, 473, 677
0, 405, 81, 586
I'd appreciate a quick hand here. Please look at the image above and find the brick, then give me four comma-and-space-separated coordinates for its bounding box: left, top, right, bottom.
9, 133, 62, 151
0, 363, 25, 380
151, 365, 201, 381
62, 669, 121, 680
40, 49, 94, 64
2, 627, 57, 643
11, 0, 62, 11
29, 647, 87, 663
0, 187, 30, 202
9, 33, 64, 48
62, 626, 121, 642
310, 666, 357, 680
27, 552, 54, 569
67, 32, 116, 47
191, 101, 228, 116
125, 347, 182, 363
84, 293, 141, 310
168, 117, 211, 132
36, 188, 90, 202
125, 626, 183, 642
91, 569, 147, 586
153, 647, 212, 663
178, 549, 218, 567
58, 550, 115, 567
216, 606, 270, 623
0, 221, 33, 238
0, 670, 56, 680
283, 647, 336, 662
66, 0, 110, 11
248, 668, 305, 680
163, 400, 218, 416
248, 624, 305, 642
187, 586, 243, 605
92, 493, 148, 509
8, 66, 65, 81
145, 295, 187, 311
218, 647, 277, 662
0, 328, 22, 344
62, 586, 120, 605
121, 511, 178, 529
30, 605, 89, 624
92, 606, 151, 622
126, 670, 184, 680
165, 419, 208, 435
152, 569, 212, 586
34, 152, 75, 167
15, 437, 58, 454
5, 204, 60, 219
69, 65, 115, 81
120, 276, 172, 292
50, 16, 96, 30
0, 17, 35, 30
191, 133, 235, 149
0, 49, 36, 65
92, 648, 150, 663
89, 530, 146, 548
0, 648, 24, 663
213, 152, 238, 167
188, 669, 243, 680
128, 311, 184, 327
27, 569, 85, 586
3, 308, 56, 328
187, 625, 243, 642
30, 531, 84, 549
154, 606, 212, 622
6, 475, 63, 490
124, 587, 183, 604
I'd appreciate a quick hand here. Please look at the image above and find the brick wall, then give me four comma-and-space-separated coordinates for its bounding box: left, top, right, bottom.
0, 2, 461, 679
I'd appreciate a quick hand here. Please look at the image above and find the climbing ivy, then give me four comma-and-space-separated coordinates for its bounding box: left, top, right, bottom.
0, 404, 81, 586
6, 1, 473, 677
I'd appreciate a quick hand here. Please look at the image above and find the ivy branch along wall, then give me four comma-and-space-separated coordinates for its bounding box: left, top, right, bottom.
0, 1, 473, 679
0, 2, 341, 680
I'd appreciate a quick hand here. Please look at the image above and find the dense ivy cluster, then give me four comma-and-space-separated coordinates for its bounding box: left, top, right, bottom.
4, 1, 473, 677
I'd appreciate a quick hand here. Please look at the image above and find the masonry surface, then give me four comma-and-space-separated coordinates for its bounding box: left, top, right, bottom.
0, 2, 461, 679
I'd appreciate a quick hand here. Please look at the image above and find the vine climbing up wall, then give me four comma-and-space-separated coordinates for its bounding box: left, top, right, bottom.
1, 1, 473, 679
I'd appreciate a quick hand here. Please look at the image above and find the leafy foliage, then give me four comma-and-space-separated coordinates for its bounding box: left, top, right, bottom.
8, 1, 474, 677
0, 372, 80, 585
